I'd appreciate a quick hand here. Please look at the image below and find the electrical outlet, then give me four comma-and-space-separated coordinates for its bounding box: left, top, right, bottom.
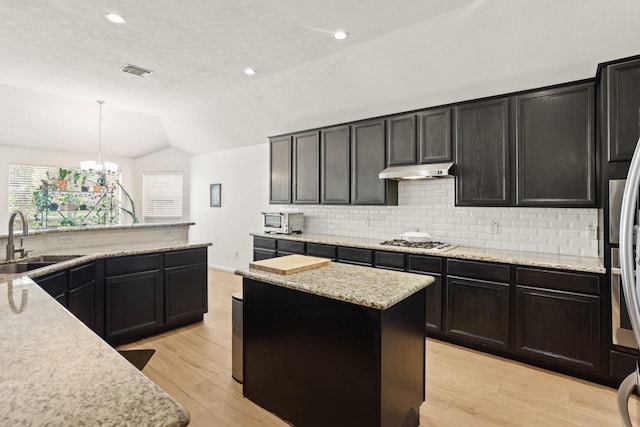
58, 235, 74, 244
364, 217, 370, 227
234, 250, 239, 258
587, 223, 598, 240
490, 220, 499, 235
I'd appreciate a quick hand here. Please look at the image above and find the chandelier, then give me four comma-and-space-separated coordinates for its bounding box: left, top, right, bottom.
80, 100, 119, 173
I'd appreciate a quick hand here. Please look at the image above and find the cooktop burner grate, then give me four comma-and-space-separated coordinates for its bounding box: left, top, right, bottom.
380, 239, 457, 252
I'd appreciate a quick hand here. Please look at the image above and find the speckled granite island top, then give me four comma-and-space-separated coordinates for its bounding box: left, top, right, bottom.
236, 261, 434, 310
0, 276, 189, 426
252, 232, 605, 274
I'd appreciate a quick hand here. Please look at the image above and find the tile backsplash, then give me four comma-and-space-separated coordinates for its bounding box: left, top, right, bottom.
275, 179, 599, 257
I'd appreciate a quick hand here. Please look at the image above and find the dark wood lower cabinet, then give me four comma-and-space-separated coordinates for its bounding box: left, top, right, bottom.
165, 263, 208, 326
516, 285, 600, 372
244, 278, 425, 427
106, 269, 164, 345
68, 262, 102, 334
446, 276, 510, 350
35, 262, 104, 337
251, 236, 613, 384
34, 247, 208, 346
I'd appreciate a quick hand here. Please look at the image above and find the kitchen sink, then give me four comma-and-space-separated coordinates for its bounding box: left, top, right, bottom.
0, 255, 82, 275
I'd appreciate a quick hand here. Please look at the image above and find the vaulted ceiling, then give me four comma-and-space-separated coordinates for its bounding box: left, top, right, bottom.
0, 0, 639, 159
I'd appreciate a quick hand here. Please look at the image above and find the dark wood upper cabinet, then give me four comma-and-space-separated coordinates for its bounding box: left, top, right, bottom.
455, 97, 513, 206
292, 131, 320, 204
351, 119, 398, 205
269, 136, 292, 204
417, 107, 453, 164
606, 58, 640, 161
515, 83, 595, 206
321, 125, 351, 204
386, 113, 416, 165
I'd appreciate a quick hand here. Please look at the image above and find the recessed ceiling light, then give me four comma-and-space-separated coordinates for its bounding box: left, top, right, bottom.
332, 31, 349, 40
244, 68, 257, 76
105, 13, 127, 25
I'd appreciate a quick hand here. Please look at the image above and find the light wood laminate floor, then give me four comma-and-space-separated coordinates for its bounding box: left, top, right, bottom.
120, 268, 640, 426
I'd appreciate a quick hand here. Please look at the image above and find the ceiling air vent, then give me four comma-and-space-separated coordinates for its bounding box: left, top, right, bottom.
120, 64, 153, 77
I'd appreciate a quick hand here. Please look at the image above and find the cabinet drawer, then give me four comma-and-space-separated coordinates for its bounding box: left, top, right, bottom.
375, 251, 405, 271
306, 243, 336, 259
408, 254, 443, 274
254, 236, 277, 250
447, 259, 510, 283
516, 267, 599, 295
254, 249, 276, 261
105, 253, 162, 276
69, 262, 96, 290
277, 240, 305, 254
165, 247, 207, 268
337, 247, 373, 266
36, 271, 67, 301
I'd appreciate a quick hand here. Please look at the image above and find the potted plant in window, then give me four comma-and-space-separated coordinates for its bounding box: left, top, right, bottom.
55, 168, 72, 191
93, 174, 106, 192
80, 174, 89, 192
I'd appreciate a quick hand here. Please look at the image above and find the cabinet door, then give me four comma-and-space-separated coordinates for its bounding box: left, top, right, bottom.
321, 125, 351, 204
34, 271, 68, 307
269, 136, 292, 204
68, 262, 102, 335
446, 276, 510, 350
516, 286, 600, 372
607, 58, 640, 161
292, 131, 320, 204
386, 113, 416, 165
515, 83, 595, 206
425, 274, 443, 333
418, 107, 452, 163
69, 282, 97, 331
105, 270, 163, 344
165, 263, 208, 325
455, 97, 513, 206
351, 119, 398, 205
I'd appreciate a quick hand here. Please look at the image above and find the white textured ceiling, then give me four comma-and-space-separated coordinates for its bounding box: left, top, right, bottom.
1, 0, 640, 158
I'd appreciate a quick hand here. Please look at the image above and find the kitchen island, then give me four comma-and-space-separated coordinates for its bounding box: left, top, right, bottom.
236, 261, 433, 427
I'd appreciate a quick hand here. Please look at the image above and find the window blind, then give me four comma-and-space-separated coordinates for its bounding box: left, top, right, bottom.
142, 172, 183, 223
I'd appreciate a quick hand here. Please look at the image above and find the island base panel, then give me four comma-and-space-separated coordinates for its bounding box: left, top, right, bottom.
243, 278, 425, 427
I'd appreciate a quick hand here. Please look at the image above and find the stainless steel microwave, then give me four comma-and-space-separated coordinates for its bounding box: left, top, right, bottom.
262, 212, 304, 234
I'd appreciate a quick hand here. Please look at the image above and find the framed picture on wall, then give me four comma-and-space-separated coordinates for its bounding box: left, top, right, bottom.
210, 183, 221, 207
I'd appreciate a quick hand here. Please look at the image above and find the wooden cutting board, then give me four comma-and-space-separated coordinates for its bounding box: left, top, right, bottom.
249, 254, 331, 275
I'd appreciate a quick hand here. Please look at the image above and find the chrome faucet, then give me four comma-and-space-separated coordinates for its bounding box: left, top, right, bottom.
6, 210, 29, 261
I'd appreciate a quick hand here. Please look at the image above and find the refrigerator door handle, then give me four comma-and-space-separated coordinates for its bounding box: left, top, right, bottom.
618, 137, 640, 427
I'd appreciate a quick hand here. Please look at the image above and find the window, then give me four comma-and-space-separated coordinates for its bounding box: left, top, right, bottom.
142, 172, 183, 223
9, 164, 121, 228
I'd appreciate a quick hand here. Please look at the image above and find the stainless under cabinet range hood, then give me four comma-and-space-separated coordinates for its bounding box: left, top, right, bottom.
378, 162, 454, 180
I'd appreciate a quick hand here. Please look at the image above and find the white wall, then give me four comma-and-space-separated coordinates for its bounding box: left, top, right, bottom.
0, 145, 134, 227
189, 144, 269, 271
133, 147, 191, 223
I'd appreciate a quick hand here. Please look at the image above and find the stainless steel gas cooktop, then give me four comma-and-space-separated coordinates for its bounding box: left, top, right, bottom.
379, 239, 457, 252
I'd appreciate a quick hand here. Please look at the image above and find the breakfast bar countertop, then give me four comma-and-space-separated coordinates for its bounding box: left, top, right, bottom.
0, 275, 190, 426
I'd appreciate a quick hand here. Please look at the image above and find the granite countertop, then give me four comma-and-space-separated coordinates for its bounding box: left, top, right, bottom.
0, 222, 195, 239
252, 232, 605, 274
0, 241, 212, 281
0, 276, 189, 426
236, 261, 434, 310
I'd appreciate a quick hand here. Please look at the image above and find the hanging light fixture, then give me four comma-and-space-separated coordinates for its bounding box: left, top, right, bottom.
80, 100, 119, 173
